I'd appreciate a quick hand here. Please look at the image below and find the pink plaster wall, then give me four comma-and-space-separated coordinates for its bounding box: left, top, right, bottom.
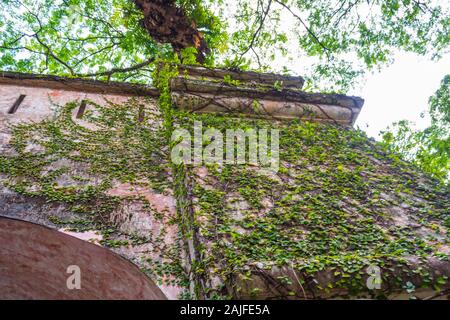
0, 82, 184, 299
0, 84, 137, 123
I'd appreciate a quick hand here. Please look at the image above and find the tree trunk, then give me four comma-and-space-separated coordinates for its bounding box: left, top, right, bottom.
133, 0, 210, 63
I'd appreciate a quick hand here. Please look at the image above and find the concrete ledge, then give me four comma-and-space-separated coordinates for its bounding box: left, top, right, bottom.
170, 77, 364, 125
178, 65, 305, 89
0, 69, 365, 125
0, 71, 159, 96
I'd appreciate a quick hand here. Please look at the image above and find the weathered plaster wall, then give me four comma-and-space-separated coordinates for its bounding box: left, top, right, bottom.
0, 84, 140, 152
0, 83, 183, 299
0, 70, 448, 300
170, 77, 363, 125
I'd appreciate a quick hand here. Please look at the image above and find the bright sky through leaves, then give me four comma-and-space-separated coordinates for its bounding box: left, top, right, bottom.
355, 51, 450, 139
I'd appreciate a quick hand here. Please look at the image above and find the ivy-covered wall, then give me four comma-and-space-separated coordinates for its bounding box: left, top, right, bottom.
180, 113, 449, 299
0, 84, 187, 299
0, 69, 448, 300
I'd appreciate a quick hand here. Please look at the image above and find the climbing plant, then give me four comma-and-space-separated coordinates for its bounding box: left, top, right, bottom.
0, 96, 191, 296
166, 110, 449, 299
0, 66, 448, 299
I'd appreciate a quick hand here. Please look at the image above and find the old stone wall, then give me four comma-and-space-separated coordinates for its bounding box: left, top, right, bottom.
0, 70, 448, 300
0, 79, 183, 299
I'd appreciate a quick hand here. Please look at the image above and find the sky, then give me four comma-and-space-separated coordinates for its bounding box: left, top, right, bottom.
353, 52, 450, 139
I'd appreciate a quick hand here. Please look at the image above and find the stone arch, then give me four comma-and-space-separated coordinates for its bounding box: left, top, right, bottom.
0, 216, 167, 299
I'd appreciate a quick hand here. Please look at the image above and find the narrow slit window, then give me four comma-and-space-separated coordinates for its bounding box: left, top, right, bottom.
76, 100, 87, 119
8, 95, 26, 114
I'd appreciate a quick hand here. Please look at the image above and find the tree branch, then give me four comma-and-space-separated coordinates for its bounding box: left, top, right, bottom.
274, 0, 331, 58
75, 57, 155, 79
238, 0, 273, 62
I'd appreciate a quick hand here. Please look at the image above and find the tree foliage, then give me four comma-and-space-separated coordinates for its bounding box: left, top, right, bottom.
0, 0, 166, 81
0, 0, 448, 91
381, 75, 449, 183
219, 0, 449, 91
